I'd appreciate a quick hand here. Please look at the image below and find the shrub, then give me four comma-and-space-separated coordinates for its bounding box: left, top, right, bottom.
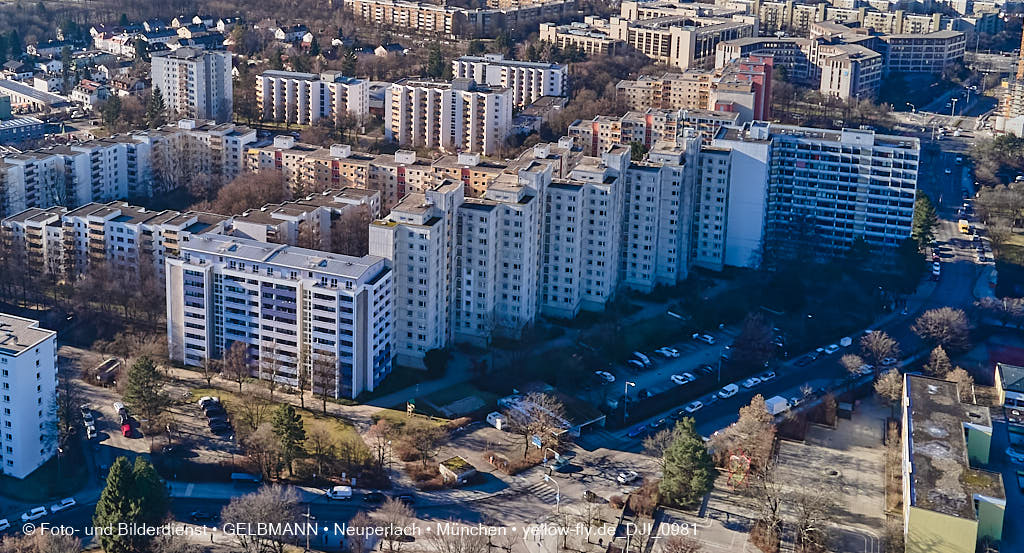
445, 416, 474, 431
609, 495, 626, 509
405, 462, 440, 482
750, 521, 780, 553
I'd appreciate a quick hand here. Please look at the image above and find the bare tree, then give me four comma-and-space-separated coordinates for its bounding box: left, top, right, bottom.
790, 489, 836, 553
259, 344, 284, 400
220, 486, 300, 553
730, 312, 775, 369
296, 344, 311, 409
378, 498, 415, 553
912, 307, 971, 352
642, 427, 674, 471
710, 395, 775, 473
242, 423, 283, 480
662, 535, 703, 553
840, 353, 865, 377
237, 388, 274, 433
875, 369, 903, 418
307, 424, 337, 478
882, 517, 905, 553
402, 420, 448, 467
223, 341, 250, 393
329, 205, 372, 256
948, 367, 974, 403
311, 351, 338, 414
975, 297, 1024, 327
348, 512, 375, 553
1, 532, 82, 553
196, 171, 292, 216
367, 419, 396, 469
860, 331, 900, 367
503, 392, 568, 458
199, 357, 220, 388
747, 466, 783, 550
427, 520, 490, 553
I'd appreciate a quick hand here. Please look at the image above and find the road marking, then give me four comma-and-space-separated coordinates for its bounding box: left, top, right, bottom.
184, 483, 194, 497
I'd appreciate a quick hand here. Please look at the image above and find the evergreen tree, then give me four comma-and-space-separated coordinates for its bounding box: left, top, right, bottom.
100, 95, 122, 130
426, 43, 446, 78
132, 456, 170, 525
118, 13, 130, 27
340, 47, 357, 75
272, 404, 306, 475
659, 417, 716, 508
912, 190, 938, 247
60, 46, 73, 93
923, 346, 952, 378
0, 35, 9, 65
121, 356, 169, 430
309, 37, 321, 57
269, 48, 284, 70
93, 457, 141, 553
146, 87, 166, 128
8, 30, 22, 58
525, 43, 539, 61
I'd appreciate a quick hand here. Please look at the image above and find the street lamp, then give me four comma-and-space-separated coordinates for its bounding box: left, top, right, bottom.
301, 507, 316, 552
965, 85, 978, 105
623, 381, 635, 422
543, 474, 561, 512
951, 97, 958, 117
906, 102, 916, 113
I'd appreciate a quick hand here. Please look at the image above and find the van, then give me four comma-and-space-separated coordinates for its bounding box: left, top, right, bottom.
327, 485, 353, 500
631, 352, 651, 366
486, 412, 506, 431
718, 384, 739, 399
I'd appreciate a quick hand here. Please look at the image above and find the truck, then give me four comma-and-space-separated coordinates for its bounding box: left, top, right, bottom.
765, 396, 790, 416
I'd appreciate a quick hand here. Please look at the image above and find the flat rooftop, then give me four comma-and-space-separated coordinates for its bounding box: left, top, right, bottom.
905, 375, 1004, 519
0, 314, 55, 356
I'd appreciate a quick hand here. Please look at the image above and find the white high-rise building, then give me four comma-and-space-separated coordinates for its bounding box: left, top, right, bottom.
0, 314, 57, 479
369, 180, 463, 368
165, 234, 393, 399
452, 54, 567, 108
257, 70, 369, 125
540, 146, 630, 318
385, 78, 512, 156
151, 48, 233, 123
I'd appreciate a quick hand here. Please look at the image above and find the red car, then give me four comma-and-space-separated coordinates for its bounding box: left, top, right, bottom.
120, 423, 131, 437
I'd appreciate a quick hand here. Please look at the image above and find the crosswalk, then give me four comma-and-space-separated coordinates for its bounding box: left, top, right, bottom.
526, 480, 560, 504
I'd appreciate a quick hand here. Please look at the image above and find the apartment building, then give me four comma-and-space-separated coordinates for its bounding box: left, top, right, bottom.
879, 30, 966, 74
901, 375, 1005, 552
620, 142, 695, 292
0, 120, 254, 218
369, 180, 463, 368
723, 123, 918, 258
451, 54, 567, 108
344, 0, 574, 39
540, 147, 629, 318
0, 314, 57, 479
605, 11, 758, 70
166, 234, 393, 398
151, 48, 232, 123
617, 54, 773, 121
256, 70, 369, 125
568, 108, 739, 156
538, 22, 624, 56
716, 37, 817, 82
817, 43, 883, 99
385, 78, 512, 156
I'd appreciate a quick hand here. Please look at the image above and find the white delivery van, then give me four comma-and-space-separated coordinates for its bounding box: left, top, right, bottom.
486, 412, 506, 431
765, 396, 789, 415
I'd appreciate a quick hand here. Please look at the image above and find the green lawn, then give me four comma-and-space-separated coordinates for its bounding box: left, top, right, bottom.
355, 365, 439, 402
0, 440, 89, 502
425, 382, 498, 407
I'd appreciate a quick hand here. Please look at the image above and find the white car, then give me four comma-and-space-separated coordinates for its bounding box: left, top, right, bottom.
670, 373, 695, 386
616, 470, 639, 484
944, 168, 952, 174
594, 371, 615, 383
656, 347, 680, 358
719, 384, 739, 398
50, 498, 76, 513
0, 519, 8, 532
692, 333, 716, 345
759, 371, 776, 382
824, 344, 840, 355
741, 377, 761, 389
21, 506, 47, 522
685, 401, 703, 413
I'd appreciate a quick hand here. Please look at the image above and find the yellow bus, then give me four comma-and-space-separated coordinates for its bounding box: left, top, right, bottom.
958, 219, 969, 234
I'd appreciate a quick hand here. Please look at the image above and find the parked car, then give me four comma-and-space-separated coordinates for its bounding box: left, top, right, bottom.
190, 511, 215, 522
692, 333, 716, 345
789, 396, 806, 408
795, 355, 814, 367
649, 418, 665, 430
627, 359, 645, 371
718, 384, 739, 398
113, 401, 127, 418
656, 347, 680, 358
631, 352, 651, 366
395, 494, 415, 506
759, 371, 776, 383
0, 519, 8, 532
198, 396, 220, 408
703, 393, 720, 406
670, 373, 695, 386
685, 401, 703, 413
698, 365, 715, 377
627, 425, 647, 438
80, 405, 93, 423
839, 337, 852, 347
856, 364, 874, 376
741, 377, 761, 389
594, 371, 615, 383
21, 507, 47, 522
327, 485, 353, 500
824, 344, 840, 355
1007, 447, 1024, 465
616, 470, 639, 484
